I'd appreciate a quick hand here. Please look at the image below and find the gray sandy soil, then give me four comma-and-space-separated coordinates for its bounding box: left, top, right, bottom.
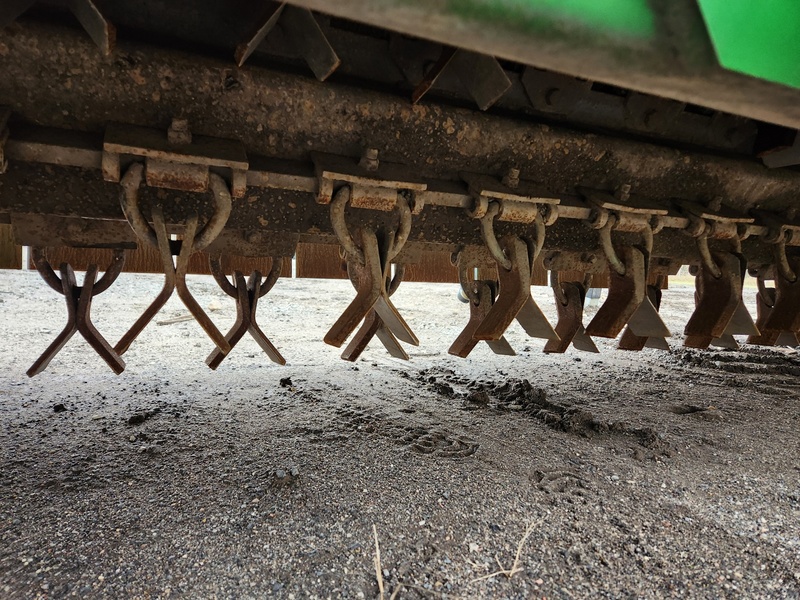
1, 268, 799, 599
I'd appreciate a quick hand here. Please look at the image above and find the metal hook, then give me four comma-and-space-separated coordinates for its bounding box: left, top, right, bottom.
695, 229, 723, 279
480, 202, 512, 271
331, 186, 413, 265
773, 231, 798, 283
387, 195, 412, 261
119, 163, 232, 252
597, 215, 626, 277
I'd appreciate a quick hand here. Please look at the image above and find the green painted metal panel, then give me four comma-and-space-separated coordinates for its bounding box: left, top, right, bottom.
697, 0, 800, 89
449, 0, 655, 39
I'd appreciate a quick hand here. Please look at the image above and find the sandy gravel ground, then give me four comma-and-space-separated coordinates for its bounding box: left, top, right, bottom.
1, 268, 799, 599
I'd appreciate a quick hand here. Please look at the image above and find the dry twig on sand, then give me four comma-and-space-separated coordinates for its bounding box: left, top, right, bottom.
373, 524, 385, 600
156, 314, 194, 326
471, 520, 539, 583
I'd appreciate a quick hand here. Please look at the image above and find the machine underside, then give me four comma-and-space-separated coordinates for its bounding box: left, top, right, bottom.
2, 1, 800, 373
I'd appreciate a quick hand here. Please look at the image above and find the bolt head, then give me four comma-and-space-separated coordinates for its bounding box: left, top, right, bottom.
167, 118, 192, 146
708, 196, 723, 212
246, 231, 263, 244
544, 88, 561, 107
581, 252, 598, 265
359, 148, 380, 172
615, 184, 631, 202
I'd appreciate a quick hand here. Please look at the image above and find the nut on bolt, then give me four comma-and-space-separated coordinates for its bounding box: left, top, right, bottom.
246, 231, 263, 245
614, 183, 631, 203
502, 167, 520, 189
359, 148, 379, 172
167, 118, 192, 146
544, 88, 561, 107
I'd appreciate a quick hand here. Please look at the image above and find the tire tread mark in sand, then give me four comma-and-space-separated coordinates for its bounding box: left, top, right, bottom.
671, 348, 800, 380
452, 374, 670, 453
330, 405, 478, 458
534, 468, 590, 495
400, 427, 478, 457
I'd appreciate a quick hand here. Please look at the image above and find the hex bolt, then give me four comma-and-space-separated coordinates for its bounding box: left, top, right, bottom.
614, 183, 631, 203
246, 231, 263, 244
502, 167, 520, 189
544, 88, 561, 107
708, 196, 723, 212
359, 148, 379, 172
167, 118, 192, 146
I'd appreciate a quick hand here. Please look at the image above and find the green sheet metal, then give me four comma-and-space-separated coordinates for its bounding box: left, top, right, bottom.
449, 0, 655, 39
697, 0, 800, 89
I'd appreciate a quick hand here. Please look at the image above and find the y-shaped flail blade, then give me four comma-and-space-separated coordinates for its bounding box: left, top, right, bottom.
708, 254, 758, 350
324, 228, 383, 347
342, 264, 409, 361
116, 206, 230, 355
244, 272, 286, 364
762, 256, 800, 334
325, 228, 418, 349
544, 279, 598, 354
206, 263, 286, 369
371, 233, 417, 347
473, 236, 529, 341
684, 252, 742, 349
586, 246, 647, 339
618, 282, 669, 351
115, 206, 175, 355
748, 286, 786, 346
117, 164, 232, 355
449, 280, 516, 358
474, 235, 556, 342
28, 250, 126, 376
174, 215, 230, 354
